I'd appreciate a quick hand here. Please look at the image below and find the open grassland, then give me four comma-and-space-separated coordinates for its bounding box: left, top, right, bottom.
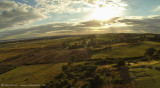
0, 63, 67, 85
134, 77, 160, 88
0, 61, 86, 88
0, 48, 89, 66
0, 37, 80, 61
129, 61, 160, 88
0, 36, 90, 66
1, 34, 160, 63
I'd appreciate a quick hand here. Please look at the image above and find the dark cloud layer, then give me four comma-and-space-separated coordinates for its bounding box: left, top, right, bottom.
118, 16, 160, 33
1, 16, 160, 40
77, 17, 120, 27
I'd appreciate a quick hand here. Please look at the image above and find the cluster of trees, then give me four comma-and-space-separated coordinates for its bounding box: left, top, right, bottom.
115, 47, 160, 64
139, 34, 160, 41
61, 35, 97, 50
61, 34, 160, 50
92, 58, 126, 68
103, 34, 160, 43
94, 59, 114, 65
82, 74, 104, 88
144, 47, 160, 60
88, 47, 160, 67
145, 48, 159, 57
62, 42, 83, 49
41, 79, 71, 88
61, 33, 142, 50
42, 60, 127, 88
147, 34, 160, 41
89, 46, 112, 53
42, 63, 98, 88
62, 64, 97, 79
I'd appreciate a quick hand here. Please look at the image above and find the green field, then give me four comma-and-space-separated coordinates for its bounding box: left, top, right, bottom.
93, 41, 160, 59
129, 61, 160, 88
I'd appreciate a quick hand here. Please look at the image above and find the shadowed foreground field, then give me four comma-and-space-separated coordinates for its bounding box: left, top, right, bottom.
0, 63, 67, 85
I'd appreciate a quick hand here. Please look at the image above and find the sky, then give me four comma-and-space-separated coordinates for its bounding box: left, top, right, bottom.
0, 0, 160, 40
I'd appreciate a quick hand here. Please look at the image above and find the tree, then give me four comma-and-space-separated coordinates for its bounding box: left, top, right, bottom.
156, 50, 160, 55
62, 65, 68, 73
86, 74, 104, 88
145, 48, 156, 56
54, 73, 65, 79
81, 82, 90, 88
117, 60, 126, 68
62, 42, 67, 48
68, 56, 75, 66
154, 34, 159, 40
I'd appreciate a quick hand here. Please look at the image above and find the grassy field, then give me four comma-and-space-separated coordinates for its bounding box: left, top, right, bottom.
0, 61, 87, 88
0, 36, 90, 66
0, 36, 80, 61
129, 61, 160, 88
0, 63, 67, 86
0, 34, 160, 88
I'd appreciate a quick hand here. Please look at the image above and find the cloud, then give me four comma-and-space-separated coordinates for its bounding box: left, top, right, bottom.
0, 1, 45, 30
34, 0, 127, 13
0, 1, 17, 10
0, 17, 121, 40
34, 0, 92, 14
153, 6, 160, 11
1, 15, 160, 40
78, 20, 102, 27
76, 17, 120, 27
0, 0, 127, 31
118, 15, 160, 33
0, 22, 90, 40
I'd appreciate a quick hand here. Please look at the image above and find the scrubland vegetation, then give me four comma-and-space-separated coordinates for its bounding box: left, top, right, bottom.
1, 33, 160, 88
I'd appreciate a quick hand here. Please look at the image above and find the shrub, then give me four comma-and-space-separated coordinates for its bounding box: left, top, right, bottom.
86, 74, 104, 88
94, 59, 107, 65
81, 82, 90, 88
72, 77, 78, 85
87, 65, 97, 72
112, 78, 124, 84
67, 73, 74, 79
106, 72, 111, 77
145, 48, 156, 56
62, 65, 68, 72
117, 60, 126, 68
80, 71, 92, 78
54, 73, 65, 79
140, 57, 148, 61
155, 67, 160, 71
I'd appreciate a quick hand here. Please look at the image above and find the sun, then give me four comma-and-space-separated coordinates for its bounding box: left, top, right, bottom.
89, 2, 124, 20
